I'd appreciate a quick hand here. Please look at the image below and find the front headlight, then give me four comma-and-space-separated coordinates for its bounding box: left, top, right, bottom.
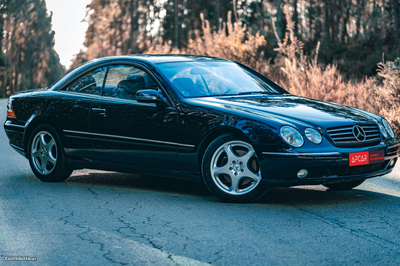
378, 122, 388, 138
305, 128, 322, 144
382, 119, 395, 138
280, 126, 304, 148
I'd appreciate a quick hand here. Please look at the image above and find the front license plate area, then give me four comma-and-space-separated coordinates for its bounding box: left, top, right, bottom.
349, 150, 384, 166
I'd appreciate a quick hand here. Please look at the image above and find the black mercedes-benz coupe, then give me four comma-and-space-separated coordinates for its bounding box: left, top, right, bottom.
4, 55, 399, 202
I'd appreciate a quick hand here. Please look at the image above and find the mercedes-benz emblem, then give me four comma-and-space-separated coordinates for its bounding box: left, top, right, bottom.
352, 125, 366, 142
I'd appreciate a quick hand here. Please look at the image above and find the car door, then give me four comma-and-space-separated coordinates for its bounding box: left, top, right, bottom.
55, 66, 107, 158
88, 64, 179, 169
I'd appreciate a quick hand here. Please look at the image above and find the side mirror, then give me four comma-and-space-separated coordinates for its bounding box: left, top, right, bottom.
136, 89, 165, 104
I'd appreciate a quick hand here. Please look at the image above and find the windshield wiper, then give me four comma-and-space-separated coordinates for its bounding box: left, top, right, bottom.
238, 91, 277, 95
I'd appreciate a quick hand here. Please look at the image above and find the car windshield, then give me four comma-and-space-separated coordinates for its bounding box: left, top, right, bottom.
157, 61, 282, 98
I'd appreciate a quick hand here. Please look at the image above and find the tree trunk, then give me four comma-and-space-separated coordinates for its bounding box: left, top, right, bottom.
254, 0, 261, 32
129, 0, 136, 53
8, 18, 17, 94
1, 73, 7, 98
300, 0, 304, 36
394, 0, 400, 38
324, 0, 330, 41
0, 9, 3, 61
341, 0, 350, 42
340, 0, 344, 42
381, 0, 386, 40
293, 0, 299, 36
361, 0, 367, 34
233, 0, 239, 22
221, 0, 226, 25
183, 0, 189, 42
335, 0, 340, 40
174, 0, 179, 48
14, 51, 20, 92
9, 69, 13, 95
276, 0, 282, 39
308, 0, 314, 40
0, 10, 3, 97
216, 0, 221, 30
331, 0, 336, 41
356, 0, 361, 37
14, 69, 19, 92
259, 0, 264, 32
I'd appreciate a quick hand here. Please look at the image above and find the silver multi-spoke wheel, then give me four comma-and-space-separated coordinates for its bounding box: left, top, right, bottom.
31, 131, 58, 175
210, 140, 261, 195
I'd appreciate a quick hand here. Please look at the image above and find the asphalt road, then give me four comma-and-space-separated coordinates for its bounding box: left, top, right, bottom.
1, 98, 400, 265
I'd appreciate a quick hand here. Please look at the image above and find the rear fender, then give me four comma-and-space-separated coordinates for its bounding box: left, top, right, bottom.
23, 115, 65, 154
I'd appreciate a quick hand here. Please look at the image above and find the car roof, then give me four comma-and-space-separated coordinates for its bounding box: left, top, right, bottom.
87, 54, 232, 65
52, 54, 234, 92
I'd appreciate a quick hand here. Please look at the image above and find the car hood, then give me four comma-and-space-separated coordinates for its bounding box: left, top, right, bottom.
187, 95, 378, 129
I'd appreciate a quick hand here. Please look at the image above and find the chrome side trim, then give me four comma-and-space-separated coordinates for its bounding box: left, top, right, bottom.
262, 152, 341, 157
4, 121, 25, 129
63, 129, 195, 148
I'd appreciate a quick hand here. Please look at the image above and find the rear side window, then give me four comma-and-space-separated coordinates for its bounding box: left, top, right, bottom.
61, 67, 107, 95
103, 65, 159, 101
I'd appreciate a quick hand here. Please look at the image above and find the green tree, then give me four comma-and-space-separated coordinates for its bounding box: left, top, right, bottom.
0, 0, 64, 97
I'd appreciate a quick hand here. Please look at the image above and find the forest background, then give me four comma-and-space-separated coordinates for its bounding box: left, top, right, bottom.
1, 0, 400, 135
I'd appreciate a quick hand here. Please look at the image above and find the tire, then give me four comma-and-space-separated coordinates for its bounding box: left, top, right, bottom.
201, 134, 265, 203
324, 180, 365, 190
27, 124, 73, 182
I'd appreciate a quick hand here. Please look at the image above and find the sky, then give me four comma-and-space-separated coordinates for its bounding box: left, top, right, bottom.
45, 0, 92, 68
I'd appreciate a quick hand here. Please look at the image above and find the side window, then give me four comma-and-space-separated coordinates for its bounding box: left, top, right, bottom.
104, 65, 159, 101
62, 67, 107, 95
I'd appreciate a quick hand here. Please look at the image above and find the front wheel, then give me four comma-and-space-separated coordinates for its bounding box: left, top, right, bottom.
201, 134, 265, 203
28, 124, 72, 182
324, 180, 365, 190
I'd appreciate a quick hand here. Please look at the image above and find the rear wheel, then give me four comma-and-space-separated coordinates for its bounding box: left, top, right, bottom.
28, 124, 72, 182
324, 180, 365, 190
201, 134, 265, 203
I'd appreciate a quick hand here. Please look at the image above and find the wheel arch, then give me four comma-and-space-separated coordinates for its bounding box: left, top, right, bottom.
23, 116, 65, 155
197, 126, 252, 170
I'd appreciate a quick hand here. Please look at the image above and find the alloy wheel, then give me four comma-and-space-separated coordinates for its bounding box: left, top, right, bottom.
210, 140, 261, 195
31, 131, 58, 175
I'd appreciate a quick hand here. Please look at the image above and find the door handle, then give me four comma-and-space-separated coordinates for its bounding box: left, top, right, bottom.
92, 108, 106, 116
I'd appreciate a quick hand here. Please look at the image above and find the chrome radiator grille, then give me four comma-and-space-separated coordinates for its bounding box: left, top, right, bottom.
326, 124, 381, 146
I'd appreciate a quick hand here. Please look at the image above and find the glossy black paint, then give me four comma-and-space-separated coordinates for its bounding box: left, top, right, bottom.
4, 55, 399, 186
88, 97, 179, 169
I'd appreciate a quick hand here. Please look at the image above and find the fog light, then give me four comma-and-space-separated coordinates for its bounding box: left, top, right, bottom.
297, 169, 308, 179
390, 159, 395, 167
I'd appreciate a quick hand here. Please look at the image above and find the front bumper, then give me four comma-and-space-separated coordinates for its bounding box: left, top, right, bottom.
4, 119, 26, 157
259, 142, 399, 187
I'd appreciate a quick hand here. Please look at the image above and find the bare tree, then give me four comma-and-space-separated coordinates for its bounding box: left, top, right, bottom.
381, 0, 386, 39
